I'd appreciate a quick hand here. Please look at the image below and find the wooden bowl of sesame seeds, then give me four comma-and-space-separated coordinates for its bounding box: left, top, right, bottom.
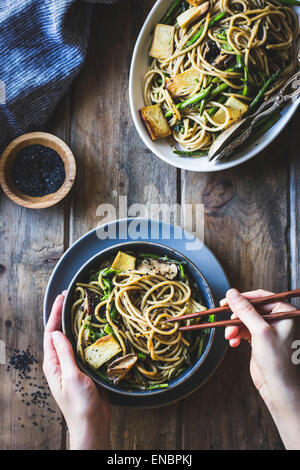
0, 132, 76, 209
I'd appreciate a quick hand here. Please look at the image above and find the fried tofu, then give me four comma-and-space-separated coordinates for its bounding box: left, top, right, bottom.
140, 104, 172, 140
111, 251, 136, 271
187, 0, 207, 6
84, 334, 121, 369
176, 2, 209, 29
213, 96, 249, 125
166, 69, 200, 97
149, 24, 175, 60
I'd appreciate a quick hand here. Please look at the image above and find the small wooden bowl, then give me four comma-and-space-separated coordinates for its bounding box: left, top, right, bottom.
0, 132, 76, 209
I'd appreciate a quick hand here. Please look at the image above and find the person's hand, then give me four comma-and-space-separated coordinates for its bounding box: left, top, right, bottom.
43, 292, 111, 450
222, 288, 300, 449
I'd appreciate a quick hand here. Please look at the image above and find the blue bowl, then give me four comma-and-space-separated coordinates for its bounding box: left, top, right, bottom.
62, 241, 215, 401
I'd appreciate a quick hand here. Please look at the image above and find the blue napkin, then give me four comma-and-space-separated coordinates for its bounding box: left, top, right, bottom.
0, 0, 116, 152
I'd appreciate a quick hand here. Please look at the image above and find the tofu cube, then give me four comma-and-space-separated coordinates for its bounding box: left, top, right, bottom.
177, 2, 209, 29
187, 0, 207, 5
84, 334, 121, 369
111, 251, 136, 271
166, 69, 201, 97
140, 104, 172, 141
213, 96, 249, 125
149, 24, 175, 60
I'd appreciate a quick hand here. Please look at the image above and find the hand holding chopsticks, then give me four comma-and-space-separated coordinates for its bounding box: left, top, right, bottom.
164, 288, 300, 331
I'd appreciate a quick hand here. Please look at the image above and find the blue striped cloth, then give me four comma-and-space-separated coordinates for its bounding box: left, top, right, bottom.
0, 0, 116, 152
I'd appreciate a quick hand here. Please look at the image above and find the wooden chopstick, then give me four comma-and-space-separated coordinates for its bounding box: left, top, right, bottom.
164, 288, 300, 324
178, 309, 300, 331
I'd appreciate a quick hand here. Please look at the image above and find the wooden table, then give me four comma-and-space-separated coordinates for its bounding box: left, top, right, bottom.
0, 0, 299, 450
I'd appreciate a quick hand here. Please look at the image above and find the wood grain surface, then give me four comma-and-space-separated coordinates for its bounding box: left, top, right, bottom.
0, 0, 299, 450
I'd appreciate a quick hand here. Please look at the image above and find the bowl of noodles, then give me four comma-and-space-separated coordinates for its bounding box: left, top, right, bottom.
129, 0, 300, 171
62, 241, 216, 399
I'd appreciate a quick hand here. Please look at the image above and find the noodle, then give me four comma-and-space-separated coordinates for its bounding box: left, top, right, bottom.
71, 252, 209, 389
142, 0, 299, 155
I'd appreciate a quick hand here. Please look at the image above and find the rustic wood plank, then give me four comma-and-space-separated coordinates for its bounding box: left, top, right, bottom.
68, 0, 179, 450
0, 97, 70, 450
180, 118, 297, 449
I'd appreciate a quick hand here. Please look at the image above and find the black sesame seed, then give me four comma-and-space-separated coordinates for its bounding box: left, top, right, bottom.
11, 144, 66, 197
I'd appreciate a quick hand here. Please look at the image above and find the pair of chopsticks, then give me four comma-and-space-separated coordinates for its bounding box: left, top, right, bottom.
164, 288, 300, 331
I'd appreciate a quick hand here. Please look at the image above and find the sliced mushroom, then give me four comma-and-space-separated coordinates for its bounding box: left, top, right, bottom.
137, 258, 178, 280
107, 353, 138, 385
213, 54, 235, 70
203, 39, 220, 63
84, 289, 100, 317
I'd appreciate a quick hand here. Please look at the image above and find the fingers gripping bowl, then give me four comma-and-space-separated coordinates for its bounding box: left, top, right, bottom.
62, 242, 215, 397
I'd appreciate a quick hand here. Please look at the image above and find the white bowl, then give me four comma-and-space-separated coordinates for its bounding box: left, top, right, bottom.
129, 0, 300, 172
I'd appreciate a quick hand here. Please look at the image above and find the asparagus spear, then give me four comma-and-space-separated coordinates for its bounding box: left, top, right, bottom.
186, 12, 226, 47
242, 65, 248, 96
274, 0, 300, 4
248, 69, 280, 111
207, 94, 226, 116
160, 0, 182, 25
147, 383, 169, 390
165, 84, 213, 118
246, 112, 281, 146
166, 82, 228, 119
173, 149, 207, 157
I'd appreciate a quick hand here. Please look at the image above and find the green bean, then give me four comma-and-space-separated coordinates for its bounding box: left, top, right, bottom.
248, 69, 280, 111
186, 12, 226, 47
